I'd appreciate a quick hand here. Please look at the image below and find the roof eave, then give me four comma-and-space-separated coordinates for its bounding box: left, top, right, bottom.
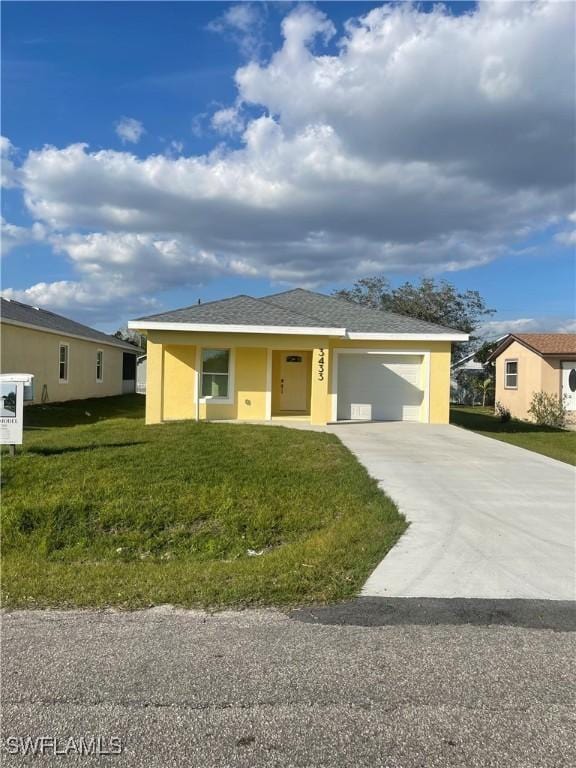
127, 320, 347, 336
1, 317, 139, 352
486, 334, 550, 362
346, 331, 469, 342
128, 320, 468, 341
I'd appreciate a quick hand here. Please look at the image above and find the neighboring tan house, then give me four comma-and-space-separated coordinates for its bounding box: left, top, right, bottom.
128, 288, 468, 426
1, 297, 140, 404
488, 333, 576, 422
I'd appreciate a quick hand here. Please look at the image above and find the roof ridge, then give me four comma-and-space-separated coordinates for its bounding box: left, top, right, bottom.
262, 288, 461, 334
1, 297, 140, 351
487, 332, 576, 362
516, 332, 575, 337
257, 293, 330, 326
135, 293, 258, 320
140, 288, 333, 325
317, 291, 463, 332
249, 294, 340, 326
136, 293, 338, 326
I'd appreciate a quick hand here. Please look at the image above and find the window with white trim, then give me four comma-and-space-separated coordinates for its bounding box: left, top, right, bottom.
504, 359, 518, 389
59, 343, 69, 383
96, 350, 103, 382
201, 349, 230, 398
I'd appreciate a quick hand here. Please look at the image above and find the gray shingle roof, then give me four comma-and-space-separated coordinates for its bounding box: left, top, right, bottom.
134, 288, 463, 335
134, 295, 342, 329
262, 289, 462, 334
1, 298, 140, 352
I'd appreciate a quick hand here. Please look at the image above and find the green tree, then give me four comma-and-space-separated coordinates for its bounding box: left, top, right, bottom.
335, 277, 390, 308
114, 328, 147, 352
334, 277, 495, 360
3, 390, 16, 412
474, 339, 499, 364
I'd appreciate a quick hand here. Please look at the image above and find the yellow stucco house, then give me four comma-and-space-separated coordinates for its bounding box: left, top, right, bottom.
1, 297, 140, 404
128, 289, 468, 427
488, 333, 576, 422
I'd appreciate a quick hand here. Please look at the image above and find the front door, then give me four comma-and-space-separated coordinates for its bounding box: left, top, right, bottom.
279, 353, 308, 411
561, 361, 576, 411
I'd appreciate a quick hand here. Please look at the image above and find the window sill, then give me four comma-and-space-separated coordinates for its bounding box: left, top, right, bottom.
199, 396, 234, 406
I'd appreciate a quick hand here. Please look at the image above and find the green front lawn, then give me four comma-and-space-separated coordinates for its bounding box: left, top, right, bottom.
1, 395, 406, 609
450, 406, 576, 466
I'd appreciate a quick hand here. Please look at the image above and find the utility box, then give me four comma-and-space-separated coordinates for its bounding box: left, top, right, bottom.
350, 403, 372, 420
0, 373, 34, 446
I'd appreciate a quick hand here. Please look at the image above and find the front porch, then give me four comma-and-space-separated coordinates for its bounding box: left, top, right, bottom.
146, 340, 331, 425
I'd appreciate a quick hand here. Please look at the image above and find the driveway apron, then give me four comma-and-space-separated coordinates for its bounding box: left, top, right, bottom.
328, 423, 576, 600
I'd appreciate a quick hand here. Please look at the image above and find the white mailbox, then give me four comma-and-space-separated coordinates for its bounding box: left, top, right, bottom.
0, 373, 34, 447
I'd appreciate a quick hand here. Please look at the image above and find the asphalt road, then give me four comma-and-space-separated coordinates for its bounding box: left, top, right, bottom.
2, 602, 575, 767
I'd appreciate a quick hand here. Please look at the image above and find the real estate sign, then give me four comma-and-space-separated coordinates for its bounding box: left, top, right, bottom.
0, 374, 33, 446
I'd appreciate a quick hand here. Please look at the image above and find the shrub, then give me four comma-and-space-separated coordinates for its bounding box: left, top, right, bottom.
495, 401, 511, 423
528, 391, 567, 428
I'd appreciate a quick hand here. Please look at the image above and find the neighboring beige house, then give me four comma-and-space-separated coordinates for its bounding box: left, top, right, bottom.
1, 298, 140, 404
488, 333, 576, 422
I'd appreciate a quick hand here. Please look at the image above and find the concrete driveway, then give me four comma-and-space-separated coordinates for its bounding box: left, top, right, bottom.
329, 423, 576, 600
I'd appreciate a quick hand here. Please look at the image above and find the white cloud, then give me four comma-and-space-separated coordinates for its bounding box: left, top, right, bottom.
557, 319, 576, 334
480, 316, 576, 338
3, 1, 575, 320
115, 117, 145, 144
167, 140, 184, 156
207, 3, 267, 59
1, 217, 45, 256
480, 318, 543, 337
555, 230, 576, 246
51, 231, 256, 285
211, 107, 245, 136
236, 2, 574, 188
554, 211, 576, 246
1, 279, 159, 323
1, 136, 20, 188
0, 231, 259, 321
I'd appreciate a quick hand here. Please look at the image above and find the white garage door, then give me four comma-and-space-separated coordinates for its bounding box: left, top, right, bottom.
337, 354, 425, 422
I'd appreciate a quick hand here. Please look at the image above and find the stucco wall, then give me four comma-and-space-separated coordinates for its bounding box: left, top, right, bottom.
163, 345, 197, 421
0, 322, 130, 404
198, 346, 269, 422
143, 330, 453, 426
541, 357, 562, 398
494, 340, 554, 420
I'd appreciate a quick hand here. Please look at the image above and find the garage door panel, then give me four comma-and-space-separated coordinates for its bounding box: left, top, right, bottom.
337, 354, 424, 422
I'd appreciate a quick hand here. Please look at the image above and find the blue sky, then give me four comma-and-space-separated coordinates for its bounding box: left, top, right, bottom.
2, 1, 575, 335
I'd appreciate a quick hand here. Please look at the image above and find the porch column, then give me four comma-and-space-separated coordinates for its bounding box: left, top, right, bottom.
145, 339, 164, 424
265, 348, 272, 421
310, 346, 330, 425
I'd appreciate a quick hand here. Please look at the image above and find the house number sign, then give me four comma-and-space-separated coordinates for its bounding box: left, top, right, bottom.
317, 349, 326, 382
